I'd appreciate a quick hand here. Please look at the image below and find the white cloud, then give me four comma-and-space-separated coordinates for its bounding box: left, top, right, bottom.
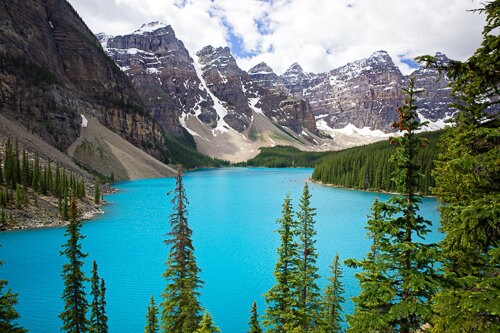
68, 0, 486, 75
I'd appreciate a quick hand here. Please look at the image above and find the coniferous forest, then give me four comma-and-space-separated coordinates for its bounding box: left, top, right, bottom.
0, 1, 499, 332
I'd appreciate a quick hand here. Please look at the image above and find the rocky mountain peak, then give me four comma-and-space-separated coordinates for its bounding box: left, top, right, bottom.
281, 62, 314, 96
132, 21, 172, 35
249, 62, 274, 75
196, 46, 240, 74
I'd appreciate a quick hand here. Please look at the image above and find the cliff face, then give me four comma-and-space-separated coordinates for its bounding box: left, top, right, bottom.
0, 0, 166, 159
280, 51, 456, 132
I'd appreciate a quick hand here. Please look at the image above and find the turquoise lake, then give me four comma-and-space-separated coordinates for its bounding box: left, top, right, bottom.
0, 168, 441, 332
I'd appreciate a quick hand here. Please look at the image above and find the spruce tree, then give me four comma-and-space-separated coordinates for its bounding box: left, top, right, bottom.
321, 253, 345, 333
98, 278, 108, 333
194, 310, 220, 333
418, 2, 499, 331
264, 194, 300, 332
296, 183, 321, 331
161, 169, 203, 333
0, 260, 27, 333
145, 295, 159, 333
247, 301, 263, 333
60, 196, 88, 333
346, 78, 440, 333
94, 180, 100, 205
89, 260, 101, 333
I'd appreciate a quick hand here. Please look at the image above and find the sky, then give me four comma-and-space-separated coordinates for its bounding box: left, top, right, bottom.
67, 0, 486, 75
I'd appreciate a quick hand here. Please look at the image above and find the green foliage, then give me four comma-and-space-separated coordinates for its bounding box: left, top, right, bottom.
247, 301, 263, 333
194, 310, 221, 333
312, 131, 441, 195
0, 260, 27, 333
90, 261, 108, 333
94, 180, 101, 205
296, 183, 321, 331
145, 296, 159, 333
321, 253, 345, 333
161, 169, 203, 333
417, 2, 500, 331
59, 197, 89, 333
345, 79, 440, 333
264, 194, 301, 332
244, 146, 327, 168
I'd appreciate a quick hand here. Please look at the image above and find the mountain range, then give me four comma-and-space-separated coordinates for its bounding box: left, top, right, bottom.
1, 0, 455, 178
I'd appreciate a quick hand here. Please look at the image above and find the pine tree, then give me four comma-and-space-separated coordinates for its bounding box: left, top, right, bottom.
94, 180, 100, 205
247, 301, 263, 333
418, 2, 500, 331
296, 183, 321, 331
145, 295, 159, 333
161, 169, 203, 333
60, 196, 88, 333
194, 310, 220, 333
98, 278, 108, 333
321, 253, 345, 333
89, 260, 105, 333
264, 194, 300, 332
0, 260, 27, 333
346, 78, 440, 333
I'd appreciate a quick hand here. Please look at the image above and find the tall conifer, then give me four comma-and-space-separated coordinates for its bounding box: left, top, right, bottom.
346, 78, 440, 333
264, 194, 300, 332
161, 169, 203, 333
418, 2, 500, 331
60, 196, 88, 333
321, 253, 345, 333
247, 301, 263, 333
145, 296, 159, 333
90, 260, 108, 333
296, 183, 321, 331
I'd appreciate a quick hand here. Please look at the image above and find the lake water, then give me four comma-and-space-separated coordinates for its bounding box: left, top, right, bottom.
0, 168, 441, 332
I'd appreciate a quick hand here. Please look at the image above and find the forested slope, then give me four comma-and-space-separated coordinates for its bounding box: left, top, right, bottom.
311, 131, 442, 195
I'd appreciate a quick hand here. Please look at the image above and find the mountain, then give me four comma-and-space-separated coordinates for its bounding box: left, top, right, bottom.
282, 51, 456, 133
102, 24, 327, 161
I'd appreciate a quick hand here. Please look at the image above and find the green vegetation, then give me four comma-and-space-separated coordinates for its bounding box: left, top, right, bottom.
144, 296, 159, 333
161, 169, 204, 332
60, 197, 89, 333
418, 2, 500, 331
0, 139, 88, 225
312, 131, 441, 195
345, 78, 440, 333
247, 301, 263, 333
0, 260, 27, 333
244, 146, 327, 168
321, 253, 345, 333
90, 261, 108, 333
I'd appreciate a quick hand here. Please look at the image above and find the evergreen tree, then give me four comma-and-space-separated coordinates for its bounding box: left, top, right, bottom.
346, 78, 440, 333
194, 310, 220, 333
418, 2, 499, 331
264, 194, 300, 332
296, 183, 321, 331
60, 196, 89, 333
89, 260, 101, 333
98, 278, 108, 333
161, 169, 203, 333
321, 253, 345, 333
145, 295, 159, 333
94, 180, 100, 205
0, 260, 27, 333
247, 301, 263, 333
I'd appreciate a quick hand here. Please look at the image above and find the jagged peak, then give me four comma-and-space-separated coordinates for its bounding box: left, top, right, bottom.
197, 45, 232, 57
368, 50, 393, 64
249, 62, 275, 75
284, 62, 304, 74
133, 21, 172, 35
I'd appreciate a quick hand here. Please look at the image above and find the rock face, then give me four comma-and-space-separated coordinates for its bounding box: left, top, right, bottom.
0, 0, 168, 162
281, 51, 456, 132
102, 25, 320, 146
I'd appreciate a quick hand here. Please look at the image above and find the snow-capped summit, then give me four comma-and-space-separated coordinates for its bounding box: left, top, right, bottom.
133, 21, 170, 34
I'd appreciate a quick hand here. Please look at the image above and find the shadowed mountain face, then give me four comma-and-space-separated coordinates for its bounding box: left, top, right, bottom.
0, 0, 167, 161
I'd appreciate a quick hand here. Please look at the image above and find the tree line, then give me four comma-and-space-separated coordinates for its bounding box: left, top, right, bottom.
0, 138, 105, 226
311, 131, 440, 195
